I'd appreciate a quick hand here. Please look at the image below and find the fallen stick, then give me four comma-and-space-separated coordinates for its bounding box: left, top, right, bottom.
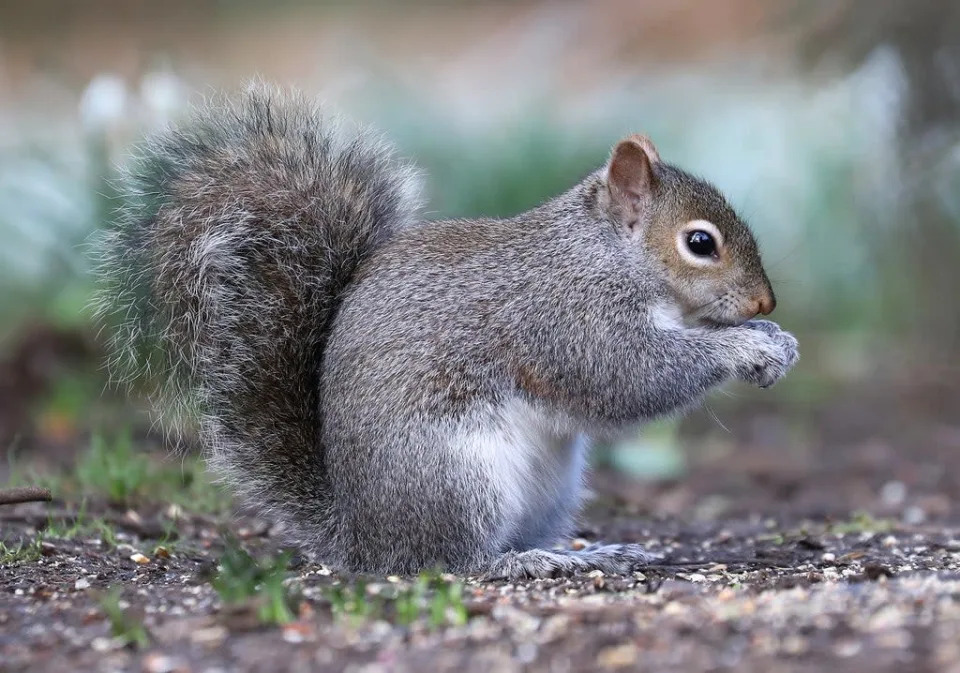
0, 486, 52, 506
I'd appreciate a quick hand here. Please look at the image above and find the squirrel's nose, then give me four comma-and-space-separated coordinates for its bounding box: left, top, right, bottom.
756, 292, 776, 316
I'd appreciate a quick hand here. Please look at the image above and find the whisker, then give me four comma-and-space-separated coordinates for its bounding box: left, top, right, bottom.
703, 401, 731, 433
687, 295, 725, 318
764, 238, 805, 269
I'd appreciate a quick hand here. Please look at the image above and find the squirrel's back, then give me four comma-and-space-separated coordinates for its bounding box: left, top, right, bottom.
95, 86, 421, 549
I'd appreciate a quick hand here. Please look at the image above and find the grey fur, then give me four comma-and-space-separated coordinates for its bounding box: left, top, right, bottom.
95, 86, 798, 580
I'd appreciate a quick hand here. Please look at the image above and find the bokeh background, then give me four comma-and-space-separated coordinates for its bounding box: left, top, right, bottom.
2, 0, 958, 497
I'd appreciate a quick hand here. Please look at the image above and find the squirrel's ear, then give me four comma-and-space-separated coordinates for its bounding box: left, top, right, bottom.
606, 135, 660, 225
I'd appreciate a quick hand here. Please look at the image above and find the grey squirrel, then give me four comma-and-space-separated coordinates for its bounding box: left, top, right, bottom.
95, 86, 798, 579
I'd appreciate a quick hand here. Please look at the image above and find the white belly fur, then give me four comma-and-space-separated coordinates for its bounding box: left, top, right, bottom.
456, 397, 588, 549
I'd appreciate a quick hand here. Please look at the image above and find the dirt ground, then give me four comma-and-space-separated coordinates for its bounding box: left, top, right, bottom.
2, 375, 960, 673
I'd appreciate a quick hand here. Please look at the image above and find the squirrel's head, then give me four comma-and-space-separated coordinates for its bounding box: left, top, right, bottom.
601, 134, 775, 326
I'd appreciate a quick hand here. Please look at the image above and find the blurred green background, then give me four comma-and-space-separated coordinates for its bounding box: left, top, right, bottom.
1, 0, 958, 482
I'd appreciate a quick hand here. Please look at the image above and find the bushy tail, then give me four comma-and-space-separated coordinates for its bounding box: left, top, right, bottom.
94, 86, 421, 547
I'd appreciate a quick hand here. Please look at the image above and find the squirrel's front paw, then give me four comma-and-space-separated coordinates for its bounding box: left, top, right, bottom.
732, 320, 799, 388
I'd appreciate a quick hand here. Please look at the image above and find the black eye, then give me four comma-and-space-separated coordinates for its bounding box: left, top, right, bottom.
686, 230, 717, 257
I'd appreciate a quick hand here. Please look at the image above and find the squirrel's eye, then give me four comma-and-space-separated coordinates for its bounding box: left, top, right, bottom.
686, 230, 717, 257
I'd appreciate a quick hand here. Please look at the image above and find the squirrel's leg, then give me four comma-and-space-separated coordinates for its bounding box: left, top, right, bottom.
483, 435, 653, 581
484, 543, 653, 580
507, 433, 590, 549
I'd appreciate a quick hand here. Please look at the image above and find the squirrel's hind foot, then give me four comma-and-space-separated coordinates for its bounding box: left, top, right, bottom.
483, 543, 654, 581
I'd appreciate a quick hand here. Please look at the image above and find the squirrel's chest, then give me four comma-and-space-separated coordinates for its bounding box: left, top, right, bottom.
456, 399, 588, 548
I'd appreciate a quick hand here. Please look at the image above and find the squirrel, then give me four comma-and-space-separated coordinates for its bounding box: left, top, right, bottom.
95, 85, 798, 579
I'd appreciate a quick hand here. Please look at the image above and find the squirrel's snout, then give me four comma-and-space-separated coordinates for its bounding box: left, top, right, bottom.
755, 293, 776, 316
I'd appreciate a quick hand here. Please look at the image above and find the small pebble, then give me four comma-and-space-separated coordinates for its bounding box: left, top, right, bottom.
191, 626, 227, 646
781, 635, 808, 655
90, 637, 115, 652
597, 643, 639, 669
663, 601, 686, 616
880, 480, 907, 507
131, 553, 151, 565
835, 638, 862, 658
142, 653, 179, 673
875, 628, 912, 649
903, 506, 926, 525
516, 642, 538, 664
282, 623, 311, 643
74, 578, 91, 590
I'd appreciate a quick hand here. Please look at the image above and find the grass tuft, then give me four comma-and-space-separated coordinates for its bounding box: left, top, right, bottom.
829, 511, 897, 535
43, 500, 119, 548
98, 586, 150, 648
211, 543, 300, 625
0, 538, 44, 566
76, 431, 149, 502
327, 570, 468, 628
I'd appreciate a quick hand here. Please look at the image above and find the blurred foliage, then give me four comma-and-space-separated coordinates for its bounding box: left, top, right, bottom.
392, 113, 608, 220
8, 429, 230, 513
0, 144, 99, 341
5, 60, 942, 352
798, 0, 960, 351
1, 1, 958, 467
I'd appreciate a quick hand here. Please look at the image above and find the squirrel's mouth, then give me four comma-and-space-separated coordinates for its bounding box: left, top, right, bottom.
688, 315, 753, 329
679, 294, 758, 329
684, 300, 761, 328
694, 316, 750, 329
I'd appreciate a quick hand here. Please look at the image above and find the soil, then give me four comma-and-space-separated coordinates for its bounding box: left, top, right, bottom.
2, 378, 960, 673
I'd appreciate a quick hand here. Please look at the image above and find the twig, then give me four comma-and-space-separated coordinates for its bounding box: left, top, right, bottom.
0, 486, 52, 506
